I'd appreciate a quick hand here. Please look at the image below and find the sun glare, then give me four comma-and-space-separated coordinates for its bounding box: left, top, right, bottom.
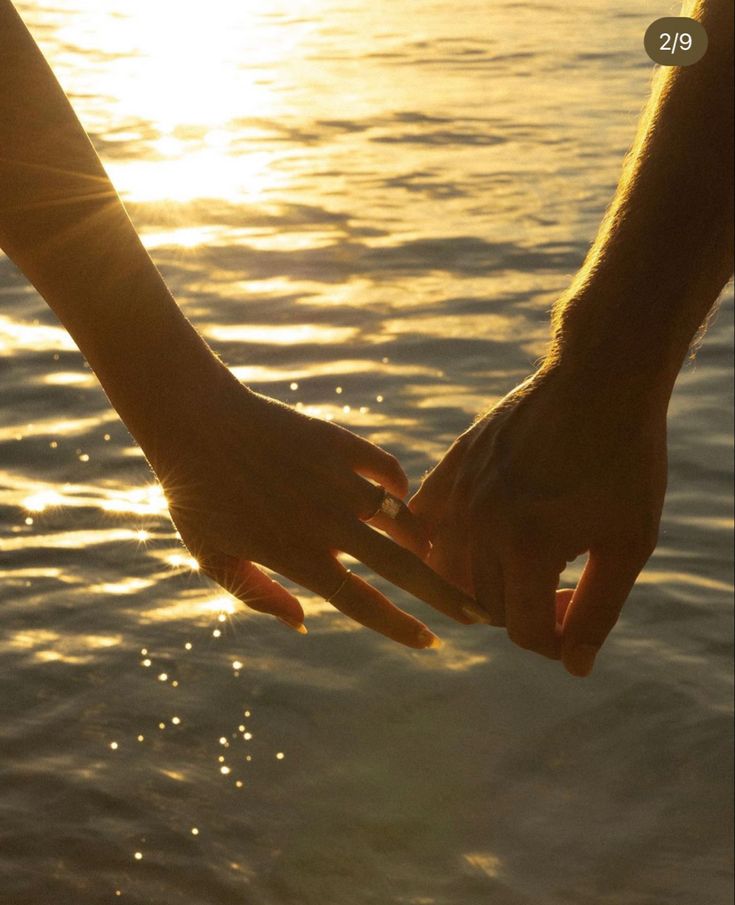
34, 0, 325, 206
107, 0, 291, 129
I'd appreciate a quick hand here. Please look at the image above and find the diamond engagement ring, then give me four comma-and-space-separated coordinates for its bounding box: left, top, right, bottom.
367, 486, 403, 520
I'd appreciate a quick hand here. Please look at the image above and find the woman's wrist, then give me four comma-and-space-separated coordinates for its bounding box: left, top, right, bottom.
79, 287, 243, 457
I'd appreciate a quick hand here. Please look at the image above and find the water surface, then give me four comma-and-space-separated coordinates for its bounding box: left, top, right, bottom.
1, 2, 733, 903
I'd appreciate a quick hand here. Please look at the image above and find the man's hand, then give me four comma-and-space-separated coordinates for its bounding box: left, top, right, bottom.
410, 363, 668, 675
411, 0, 732, 676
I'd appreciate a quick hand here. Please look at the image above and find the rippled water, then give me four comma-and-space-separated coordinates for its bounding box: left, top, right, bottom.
1, 2, 733, 903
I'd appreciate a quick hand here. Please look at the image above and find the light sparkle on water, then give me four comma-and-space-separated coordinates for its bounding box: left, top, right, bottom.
5, 4, 726, 902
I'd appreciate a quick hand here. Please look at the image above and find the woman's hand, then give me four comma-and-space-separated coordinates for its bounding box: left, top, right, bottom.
409, 363, 668, 673
140, 368, 481, 648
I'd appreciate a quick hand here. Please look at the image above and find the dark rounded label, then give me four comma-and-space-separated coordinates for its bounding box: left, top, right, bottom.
644, 17, 708, 66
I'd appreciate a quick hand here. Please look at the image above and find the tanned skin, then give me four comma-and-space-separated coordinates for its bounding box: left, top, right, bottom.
411, 0, 733, 675
0, 0, 487, 647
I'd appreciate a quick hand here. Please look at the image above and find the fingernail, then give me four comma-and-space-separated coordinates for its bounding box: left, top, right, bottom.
277, 617, 308, 635
417, 629, 443, 650
568, 644, 599, 677
461, 606, 493, 625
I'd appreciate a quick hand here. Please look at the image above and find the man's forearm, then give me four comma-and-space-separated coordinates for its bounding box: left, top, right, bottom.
552, 0, 733, 390
0, 1, 226, 447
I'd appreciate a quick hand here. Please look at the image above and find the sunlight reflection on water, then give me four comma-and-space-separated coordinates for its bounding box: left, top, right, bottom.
1, 1, 733, 903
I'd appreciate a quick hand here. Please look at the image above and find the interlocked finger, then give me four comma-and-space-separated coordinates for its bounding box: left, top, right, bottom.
366, 489, 430, 558
426, 520, 472, 596
344, 475, 430, 558
342, 521, 487, 624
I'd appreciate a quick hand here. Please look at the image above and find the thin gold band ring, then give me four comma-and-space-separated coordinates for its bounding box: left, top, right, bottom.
326, 569, 352, 603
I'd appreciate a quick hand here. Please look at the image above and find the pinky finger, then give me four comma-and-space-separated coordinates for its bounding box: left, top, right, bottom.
199, 551, 306, 631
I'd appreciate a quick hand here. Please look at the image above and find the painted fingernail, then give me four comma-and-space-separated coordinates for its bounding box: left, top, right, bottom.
568, 644, 599, 677
277, 617, 308, 635
417, 629, 443, 650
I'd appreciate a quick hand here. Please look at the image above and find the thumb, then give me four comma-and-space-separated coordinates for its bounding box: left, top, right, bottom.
561, 547, 648, 677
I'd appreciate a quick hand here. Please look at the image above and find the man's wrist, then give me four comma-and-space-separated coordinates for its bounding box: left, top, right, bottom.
543, 334, 677, 416
548, 281, 697, 403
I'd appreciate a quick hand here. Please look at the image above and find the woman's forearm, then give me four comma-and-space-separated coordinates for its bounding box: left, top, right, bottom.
552, 0, 733, 392
0, 0, 228, 451
0, 2, 495, 640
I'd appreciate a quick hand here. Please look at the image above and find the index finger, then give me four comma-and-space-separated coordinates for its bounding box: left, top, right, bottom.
561, 548, 648, 677
342, 521, 486, 624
